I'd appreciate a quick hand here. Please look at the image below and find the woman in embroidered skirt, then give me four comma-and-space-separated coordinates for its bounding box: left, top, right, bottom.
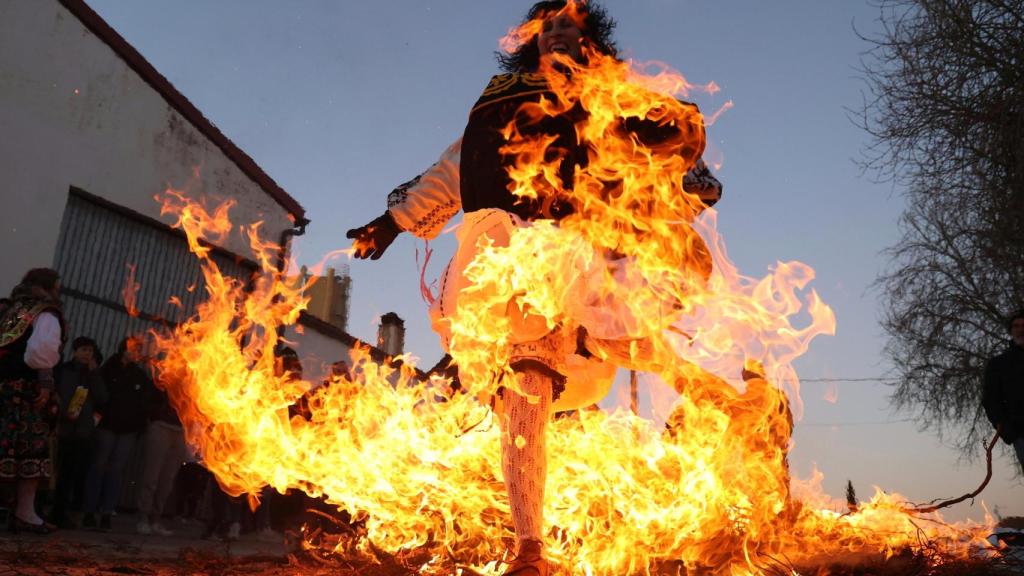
347, 3, 722, 573
0, 268, 65, 534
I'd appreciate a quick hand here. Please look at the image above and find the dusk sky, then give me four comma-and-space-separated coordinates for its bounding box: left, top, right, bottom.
84, 0, 1020, 521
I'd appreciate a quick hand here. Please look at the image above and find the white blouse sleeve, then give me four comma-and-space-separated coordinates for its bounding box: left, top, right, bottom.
24, 311, 62, 370
387, 138, 462, 240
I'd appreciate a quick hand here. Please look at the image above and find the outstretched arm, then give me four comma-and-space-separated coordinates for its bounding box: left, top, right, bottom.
623, 98, 722, 211
348, 139, 462, 260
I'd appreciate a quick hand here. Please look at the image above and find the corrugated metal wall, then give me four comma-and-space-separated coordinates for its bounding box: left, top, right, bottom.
54, 190, 255, 361
52, 190, 258, 511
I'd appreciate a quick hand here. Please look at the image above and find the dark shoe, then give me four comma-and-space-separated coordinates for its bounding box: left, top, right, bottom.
69, 511, 84, 529
99, 514, 112, 531
503, 539, 548, 576
50, 510, 67, 527
11, 515, 56, 535
201, 522, 226, 541
82, 513, 97, 529
58, 510, 81, 530
200, 523, 217, 540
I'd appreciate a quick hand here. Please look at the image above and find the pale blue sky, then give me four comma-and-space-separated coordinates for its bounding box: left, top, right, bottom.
85, 1, 1020, 521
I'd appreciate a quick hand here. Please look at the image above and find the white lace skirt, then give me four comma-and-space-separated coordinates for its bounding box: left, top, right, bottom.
428, 208, 688, 411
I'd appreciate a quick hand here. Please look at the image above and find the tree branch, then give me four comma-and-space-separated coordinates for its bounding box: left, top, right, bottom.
904, 430, 1001, 514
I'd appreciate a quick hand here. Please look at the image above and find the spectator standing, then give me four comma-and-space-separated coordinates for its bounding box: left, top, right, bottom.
277, 357, 358, 553
0, 268, 65, 534
201, 473, 243, 540
135, 377, 187, 536
51, 337, 107, 528
82, 337, 154, 531
168, 448, 207, 520
251, 345, 303, 541
329, 360, 351, 382
982, 309, 1024, 474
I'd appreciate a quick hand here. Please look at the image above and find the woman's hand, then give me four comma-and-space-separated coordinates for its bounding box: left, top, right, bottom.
33, 387, 52, 409
346, 212, 401, 260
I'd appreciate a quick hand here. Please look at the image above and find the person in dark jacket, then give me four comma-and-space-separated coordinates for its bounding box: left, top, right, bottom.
135, 371, 187, 536
982, 309, 1024, 474
253, 346, 302, 540
51, 337, 107, 528
81, 336, 154, 531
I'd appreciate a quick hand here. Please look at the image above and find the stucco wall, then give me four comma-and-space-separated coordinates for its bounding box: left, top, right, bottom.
283, 324, 355, 386
0, 0, 294, 295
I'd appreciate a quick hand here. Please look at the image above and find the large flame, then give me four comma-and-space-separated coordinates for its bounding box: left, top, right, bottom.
152, 22, 994, 576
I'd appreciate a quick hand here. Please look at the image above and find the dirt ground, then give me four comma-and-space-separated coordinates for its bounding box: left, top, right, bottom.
1, 512, 1021, 576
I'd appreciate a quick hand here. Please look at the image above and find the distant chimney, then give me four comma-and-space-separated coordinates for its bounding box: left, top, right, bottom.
296, 265, 350, 332
377, 312, 405, 356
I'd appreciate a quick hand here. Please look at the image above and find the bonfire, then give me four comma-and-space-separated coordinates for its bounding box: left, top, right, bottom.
147, 15, 1007, 576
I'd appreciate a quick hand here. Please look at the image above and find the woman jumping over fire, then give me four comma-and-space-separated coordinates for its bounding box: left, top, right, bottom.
348, 2, 721, 574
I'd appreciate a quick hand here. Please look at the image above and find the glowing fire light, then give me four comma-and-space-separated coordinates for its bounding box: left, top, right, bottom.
122, 263, 140, 317
823, 381, 839, 404
151, 16, 994, 576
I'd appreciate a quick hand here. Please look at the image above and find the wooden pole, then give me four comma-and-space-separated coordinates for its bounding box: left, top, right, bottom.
629, 369, 639, 415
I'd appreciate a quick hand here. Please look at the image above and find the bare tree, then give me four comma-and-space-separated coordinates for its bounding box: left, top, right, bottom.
857, 0, 1024, 453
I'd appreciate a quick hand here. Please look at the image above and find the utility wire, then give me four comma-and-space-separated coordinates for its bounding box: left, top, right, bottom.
798, 418, 914, 427
800, 377, 899, 383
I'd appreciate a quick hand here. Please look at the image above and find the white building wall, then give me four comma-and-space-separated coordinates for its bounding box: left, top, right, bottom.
0, 0, 295, 296
284, 318, 418, 388
284, 324, 355, 386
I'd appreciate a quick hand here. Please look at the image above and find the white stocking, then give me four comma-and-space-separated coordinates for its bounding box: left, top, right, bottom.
16, 478, 42, 524
500, 369, 553, 548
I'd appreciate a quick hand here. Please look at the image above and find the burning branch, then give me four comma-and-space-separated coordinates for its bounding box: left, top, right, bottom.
122, 263, 140, 317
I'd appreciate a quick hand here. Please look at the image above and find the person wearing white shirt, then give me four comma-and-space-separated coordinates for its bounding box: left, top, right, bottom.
0, 268, 65, 534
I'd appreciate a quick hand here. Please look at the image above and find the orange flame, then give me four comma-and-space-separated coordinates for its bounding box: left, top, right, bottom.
499, 0, 587, 54
823, 381, 839, 404
154, 195, 992, 574
152, 46, 994, 576
122, 263, 141, 317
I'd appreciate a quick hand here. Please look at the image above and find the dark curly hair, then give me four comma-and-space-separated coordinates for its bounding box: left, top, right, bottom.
72, 336, 103, 364
496, 0, 618, 73
8, 267, 60, 302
